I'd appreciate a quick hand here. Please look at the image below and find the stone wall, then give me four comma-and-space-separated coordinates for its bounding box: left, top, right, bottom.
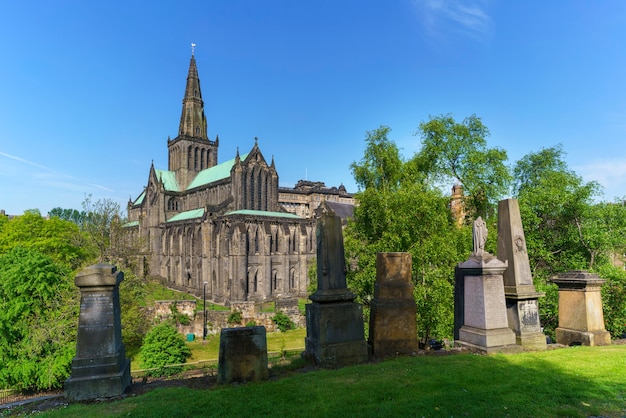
149, 300, 304, 338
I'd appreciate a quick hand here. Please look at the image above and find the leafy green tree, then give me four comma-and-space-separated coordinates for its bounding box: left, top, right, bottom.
415, 114, 511, 219
346, 126, 472, 343
82, 195, 122, 262
49, 207, 87, 227
0, 210, 94, 270
513, 145, 626, 337
140, 321, 191, 377
119, 269, 149, 358
0, 247, 77, 390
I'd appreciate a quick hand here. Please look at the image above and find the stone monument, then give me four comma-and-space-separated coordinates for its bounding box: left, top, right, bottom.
497, 199, 547, 351
65, 264, 131, 401
551, 271, 611, 346
456, 218, 521, 354
303, 209, 369, 368
218, 326, 269, 384
369, 252, 419, 357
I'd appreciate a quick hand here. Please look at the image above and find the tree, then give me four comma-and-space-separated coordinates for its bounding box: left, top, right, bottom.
513, 145, 626, 337
415, 114, 511, 219
140, 321, 191, 377
0, 209, 94, 270
0, 247, 77, 390
81, 195, 122, 262
346, 126, 472, 343
49, 207, 87, 227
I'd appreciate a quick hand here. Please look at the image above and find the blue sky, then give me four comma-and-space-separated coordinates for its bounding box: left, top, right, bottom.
2, 1, 626, 216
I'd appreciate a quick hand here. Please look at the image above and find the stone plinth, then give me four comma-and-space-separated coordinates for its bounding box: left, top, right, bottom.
551, 271, 611, 346
303, 209, 368, 367
218, 326, 269, 384
65, 264, 131, 401
497, 199, 547, 351
456, 255, 521, 354
369, 252, 418, 357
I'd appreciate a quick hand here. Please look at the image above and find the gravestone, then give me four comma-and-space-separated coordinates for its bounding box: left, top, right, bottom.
65, 264, 131, 401
303, 210, 369, 368
456, 219, 521, 354
497, 199, 547, 351
369, 252, 418, 357
551, 271, 611, 346
218, 326, 269, 384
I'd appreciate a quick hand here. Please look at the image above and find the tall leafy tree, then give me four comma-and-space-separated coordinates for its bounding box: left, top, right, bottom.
0, 247, 77, 390
346, 126, 471, 343
513, 145, 626, 337
414, 114, 511, 219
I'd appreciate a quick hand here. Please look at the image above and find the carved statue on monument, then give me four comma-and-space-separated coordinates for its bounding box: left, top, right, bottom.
472, 216, 487, 256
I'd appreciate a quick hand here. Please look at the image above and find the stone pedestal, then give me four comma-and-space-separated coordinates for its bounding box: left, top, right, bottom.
369, 252, 418, 357
65, 264, 131, 401
497, 199, 547, 351
456, 255, 521, 354
303, 209, 368, 367
218, 326, 268, 384
551, 271, 611, 346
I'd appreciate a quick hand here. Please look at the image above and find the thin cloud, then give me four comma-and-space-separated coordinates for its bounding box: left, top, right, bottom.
0, 151, 115, 194
414, 0, 494, 43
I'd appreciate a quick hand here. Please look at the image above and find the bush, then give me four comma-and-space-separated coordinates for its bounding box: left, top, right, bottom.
271, 311, 294, 332
140, 321, 191, 377
246, 320, 257, 327
227, 310, 242, 325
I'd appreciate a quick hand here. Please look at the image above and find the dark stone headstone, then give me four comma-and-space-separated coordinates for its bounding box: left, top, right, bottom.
218, 326, 269, 384
65, 264, 131, 401
303, 210, 368, 367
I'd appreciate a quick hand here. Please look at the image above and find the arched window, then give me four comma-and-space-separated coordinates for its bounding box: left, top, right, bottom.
187, 146, 192, 169
200, 149, 205, 169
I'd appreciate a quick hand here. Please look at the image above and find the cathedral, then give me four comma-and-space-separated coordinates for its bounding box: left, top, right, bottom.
125, 52, 317, 305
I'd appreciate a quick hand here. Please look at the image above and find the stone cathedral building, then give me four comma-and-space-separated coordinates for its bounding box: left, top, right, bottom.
125, 53, 316, 305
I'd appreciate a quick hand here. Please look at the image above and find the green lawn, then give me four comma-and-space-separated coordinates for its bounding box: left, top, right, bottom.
34, 344, 626, 417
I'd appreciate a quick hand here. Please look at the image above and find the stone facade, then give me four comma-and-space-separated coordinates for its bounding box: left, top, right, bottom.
278, 180, 354, 219
126, 53, 315, 305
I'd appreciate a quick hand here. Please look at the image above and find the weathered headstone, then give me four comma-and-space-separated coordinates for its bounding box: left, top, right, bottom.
497, 199, 547, 351
218, 326, 269, 384
303, 210, 369, 367
456, 219, 521, 354
551, 271, 611, 346
369, 252, 418, 357
65, 264, 131, 401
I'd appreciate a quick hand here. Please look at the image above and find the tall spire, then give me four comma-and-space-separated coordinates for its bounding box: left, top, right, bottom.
178, 45, 208, 140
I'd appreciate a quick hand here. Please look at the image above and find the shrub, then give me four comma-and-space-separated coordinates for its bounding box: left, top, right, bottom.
140, 321, 191, 377
228, 310, 242, 325
170, 303, 191, 326
271, 311, 294, 332
246, 320, 257, 327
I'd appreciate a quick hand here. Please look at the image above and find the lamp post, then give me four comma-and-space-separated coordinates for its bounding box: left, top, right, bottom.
203, 281, 208, 340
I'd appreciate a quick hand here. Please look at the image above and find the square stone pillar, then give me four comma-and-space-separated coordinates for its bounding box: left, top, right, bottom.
369, 252, 418, 357
456, 255, 521, 354
65, 264, 131, 401
497, 199, 547, 351
303, 209, 368, 368
551, 271, 611, 346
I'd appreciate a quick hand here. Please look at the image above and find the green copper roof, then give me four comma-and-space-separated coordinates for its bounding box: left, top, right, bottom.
155, 169, 180, 192
133, 190, 146, 206
224, 209, 302, 219
186, 153, 249, 190
122, 220, 139, 227
167, 208, 205, 222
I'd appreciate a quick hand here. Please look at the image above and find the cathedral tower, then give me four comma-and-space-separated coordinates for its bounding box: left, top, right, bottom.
167, 49, 219, 189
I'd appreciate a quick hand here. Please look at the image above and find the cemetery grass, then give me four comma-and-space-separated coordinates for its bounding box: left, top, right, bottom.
31, 344, 626, 417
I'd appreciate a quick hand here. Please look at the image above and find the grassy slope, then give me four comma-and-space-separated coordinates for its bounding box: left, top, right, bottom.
42, 345, 626, 417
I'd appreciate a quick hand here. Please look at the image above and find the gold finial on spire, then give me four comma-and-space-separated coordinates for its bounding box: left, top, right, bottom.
191, 42, 196, 56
